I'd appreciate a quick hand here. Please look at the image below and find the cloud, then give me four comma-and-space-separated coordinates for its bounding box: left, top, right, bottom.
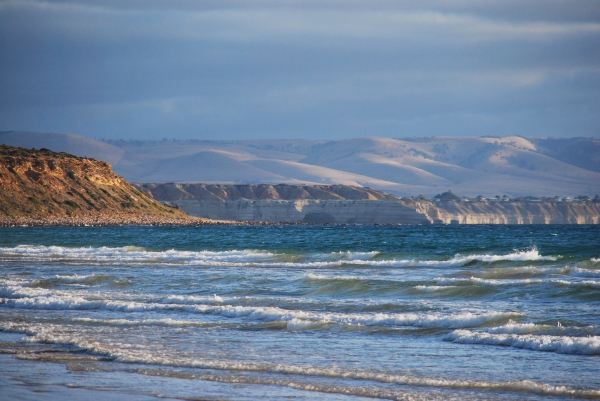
0, 0, 599, 139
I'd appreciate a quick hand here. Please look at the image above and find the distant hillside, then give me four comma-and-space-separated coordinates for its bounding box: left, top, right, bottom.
0, 145, 189, 220
0, 131, 125, 165
136, 183, 398, 201
529, 138, 600, 174
2, 132, 599, 197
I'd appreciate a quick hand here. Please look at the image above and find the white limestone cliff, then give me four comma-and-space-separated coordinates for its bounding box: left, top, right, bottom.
172, 199, 600, 224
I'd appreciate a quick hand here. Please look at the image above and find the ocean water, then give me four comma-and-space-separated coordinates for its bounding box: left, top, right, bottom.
0, 225, 599, 400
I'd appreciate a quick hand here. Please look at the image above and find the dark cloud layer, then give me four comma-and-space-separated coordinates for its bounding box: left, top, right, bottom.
1, 0, 599, 139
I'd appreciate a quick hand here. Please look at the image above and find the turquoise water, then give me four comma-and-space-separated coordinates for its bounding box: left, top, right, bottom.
0, 225, 599, 400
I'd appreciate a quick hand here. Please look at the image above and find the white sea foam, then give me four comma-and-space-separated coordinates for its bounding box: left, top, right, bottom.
162, 294, 228, 304
326, 247, 557, 268
0, 282, 54, 299
569, 267, 600, 277
487, 322, 550, 335
286, 318, 326, 331
130, 370, 600, 400
1, 275, 521, 330
1, 280, 407, 312
351, 248, 557, 268
447, 247, 557, 264
278, 261, 345, 268
414, 285, 458, 292
305, 272, 367, 281
0, 277, 517, 329
0, 245, 382, 269
50, 274, 96, 282
446, 330, 600, 355
0, 245, 559, 270
486, 323, 600, 337
72, 317, 216, 327
572, 279, 600, 288
0, 245, 276, 266
3, 320, 598, 399
0, 287, 520, 330
435, 277, 600, 288
70, 354, 600, 397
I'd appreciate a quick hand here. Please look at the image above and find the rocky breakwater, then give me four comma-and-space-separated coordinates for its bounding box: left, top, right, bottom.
0, 145, 203, 226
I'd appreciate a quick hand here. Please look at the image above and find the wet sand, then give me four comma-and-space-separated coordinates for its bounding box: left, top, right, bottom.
0, 353, 188, 401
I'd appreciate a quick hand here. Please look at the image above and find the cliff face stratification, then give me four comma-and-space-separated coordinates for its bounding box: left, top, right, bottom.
416, 201, 600, 224
138, 183, 600, 224
0, 145, 189, 220
174, 199, 431, 224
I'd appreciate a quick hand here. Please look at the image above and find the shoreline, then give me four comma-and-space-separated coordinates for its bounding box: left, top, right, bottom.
0, 215, 311, 227
2, 214, 600, 226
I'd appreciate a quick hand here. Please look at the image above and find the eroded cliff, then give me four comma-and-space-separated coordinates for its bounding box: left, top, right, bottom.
0, 145, 190, 220
138, 183, 600, 224
424, 201, 600, 224
174, 199, 430, 224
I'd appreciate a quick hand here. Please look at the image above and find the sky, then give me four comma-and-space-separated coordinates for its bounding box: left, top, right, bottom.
1, 0, 599, 140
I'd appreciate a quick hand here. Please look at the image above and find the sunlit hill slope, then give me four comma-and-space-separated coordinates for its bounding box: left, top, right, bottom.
1, 131, 599, 197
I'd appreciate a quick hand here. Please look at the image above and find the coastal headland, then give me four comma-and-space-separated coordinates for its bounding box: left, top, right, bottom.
1, 144, 599, 226
0, 145, 203, 226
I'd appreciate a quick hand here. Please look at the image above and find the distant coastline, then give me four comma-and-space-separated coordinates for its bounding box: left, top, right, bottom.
1, 144, 598, 226
0, 145, 200, 226
137, 183, 600, 225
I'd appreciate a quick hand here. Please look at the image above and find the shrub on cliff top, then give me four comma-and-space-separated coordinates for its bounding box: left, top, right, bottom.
433, 191, 462, 202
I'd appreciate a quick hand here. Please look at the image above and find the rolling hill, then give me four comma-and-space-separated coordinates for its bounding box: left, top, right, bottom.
1, 131, 599, 197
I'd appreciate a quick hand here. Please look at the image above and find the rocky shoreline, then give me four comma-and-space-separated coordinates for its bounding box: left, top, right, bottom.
0, 214, 313, 227
0, 214, 204, 227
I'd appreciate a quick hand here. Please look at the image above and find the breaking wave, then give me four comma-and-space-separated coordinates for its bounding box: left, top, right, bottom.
446, 329, 600, 355
435, 276, 600, 289
0, 285, 519, 331
0, 245, 559, 269
2, 319, 598, 399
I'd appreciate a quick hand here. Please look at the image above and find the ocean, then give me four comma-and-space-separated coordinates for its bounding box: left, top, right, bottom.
0, 225, 599, 400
